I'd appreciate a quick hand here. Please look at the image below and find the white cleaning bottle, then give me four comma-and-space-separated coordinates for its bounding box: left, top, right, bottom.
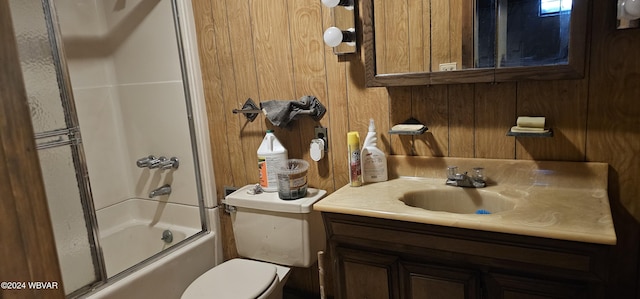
257, 130, 288, 192
361, 119, 388, 183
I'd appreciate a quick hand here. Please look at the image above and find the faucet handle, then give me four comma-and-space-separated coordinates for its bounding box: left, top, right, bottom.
447, 166, 458, 180
149, 156, 167, 169
160, 157, 179, 170
472, 167, 485, 182
136, 155, 156, 168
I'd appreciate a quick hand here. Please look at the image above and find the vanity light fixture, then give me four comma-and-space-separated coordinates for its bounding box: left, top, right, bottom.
618, 0, 640, 29
323, 27, 356, 47
322, 0, 354, 10
322, 0, 356, 54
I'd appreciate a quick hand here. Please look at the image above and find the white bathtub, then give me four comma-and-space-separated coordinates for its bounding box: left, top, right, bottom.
81, 199, 222, 299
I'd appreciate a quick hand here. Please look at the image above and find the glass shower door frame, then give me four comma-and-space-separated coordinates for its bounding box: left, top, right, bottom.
40, 0, 108, 295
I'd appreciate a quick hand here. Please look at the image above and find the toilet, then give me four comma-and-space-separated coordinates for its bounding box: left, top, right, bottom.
181, 185, 327, 299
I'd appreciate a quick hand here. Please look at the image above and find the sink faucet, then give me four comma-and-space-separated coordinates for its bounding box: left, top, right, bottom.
446, 166, 486, 188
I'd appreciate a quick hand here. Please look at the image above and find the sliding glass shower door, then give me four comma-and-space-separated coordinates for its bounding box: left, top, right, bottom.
9, 0, 207, 296
9, 0, 103, 295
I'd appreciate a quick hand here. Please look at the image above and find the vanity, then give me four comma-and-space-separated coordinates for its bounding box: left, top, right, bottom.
313, 156, 616, 299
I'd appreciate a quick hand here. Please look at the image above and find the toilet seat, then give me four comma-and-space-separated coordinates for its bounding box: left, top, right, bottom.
181, 259, 278, 299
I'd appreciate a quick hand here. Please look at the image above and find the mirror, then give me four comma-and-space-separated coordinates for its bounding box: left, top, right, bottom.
362, 0, 588, 86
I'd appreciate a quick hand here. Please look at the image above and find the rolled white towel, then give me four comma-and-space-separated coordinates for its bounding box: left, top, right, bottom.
516, 116, 545, 128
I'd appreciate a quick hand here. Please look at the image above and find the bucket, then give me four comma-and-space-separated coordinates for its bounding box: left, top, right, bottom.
277, 159, 309, 200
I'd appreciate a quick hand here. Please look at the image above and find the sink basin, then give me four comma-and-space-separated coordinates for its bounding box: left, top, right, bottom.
401, 188, 515, 214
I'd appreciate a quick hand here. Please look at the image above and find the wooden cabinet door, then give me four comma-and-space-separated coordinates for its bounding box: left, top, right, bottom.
485, 272, 589, 299
335, 247, 400, 299
400, 261, 481, 299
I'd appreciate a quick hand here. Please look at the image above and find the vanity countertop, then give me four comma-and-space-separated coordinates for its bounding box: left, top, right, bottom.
313, 156, 617, 245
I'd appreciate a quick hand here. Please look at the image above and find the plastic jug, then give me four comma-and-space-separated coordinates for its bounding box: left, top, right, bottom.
257, 130, 288, 191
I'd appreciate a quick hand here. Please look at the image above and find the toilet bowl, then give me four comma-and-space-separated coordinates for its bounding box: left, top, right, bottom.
181, 185, 326, 299
181, 259, 290, 299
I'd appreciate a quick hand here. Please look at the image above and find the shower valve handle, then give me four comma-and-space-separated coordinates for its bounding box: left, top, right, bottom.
160, 157, 179, 170
149, 156, 167, 169
136, 155, 156, 168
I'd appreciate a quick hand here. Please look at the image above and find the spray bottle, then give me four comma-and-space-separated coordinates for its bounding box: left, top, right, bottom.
361, 119, 388, 183
347, 132, 362, 187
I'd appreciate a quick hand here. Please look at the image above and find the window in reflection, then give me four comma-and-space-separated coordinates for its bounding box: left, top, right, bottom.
540, 0, 572, 15
476, 0, 497, 68
499, 0, 572, 67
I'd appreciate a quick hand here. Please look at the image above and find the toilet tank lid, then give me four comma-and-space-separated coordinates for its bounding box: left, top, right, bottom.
225, 185, 327, 213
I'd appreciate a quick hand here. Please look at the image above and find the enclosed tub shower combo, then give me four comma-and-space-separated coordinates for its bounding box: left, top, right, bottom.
8, 0, 222, 297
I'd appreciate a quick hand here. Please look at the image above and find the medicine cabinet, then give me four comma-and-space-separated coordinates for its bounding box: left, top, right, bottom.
362, 0, 589, 86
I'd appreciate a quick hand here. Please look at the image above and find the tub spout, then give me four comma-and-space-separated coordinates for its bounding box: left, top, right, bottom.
149, 184, 172, 198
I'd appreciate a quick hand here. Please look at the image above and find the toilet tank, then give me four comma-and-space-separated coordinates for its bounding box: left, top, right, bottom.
224, 185, 327, 267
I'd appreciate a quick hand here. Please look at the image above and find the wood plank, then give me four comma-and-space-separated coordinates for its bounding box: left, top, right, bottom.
430, 0, 451, 72
422, 0, 432, 72
412, 85, 448, 156
287, 0, 333, 192
224, 0, 265, 185
448, 84, 475, 157
346, 69, 389, 154
322, 0, 350, 190
449, 0, 463, 69
250, 0, 302, 162
408, 0, 425, 72
474, 83, 516, 159
193, 0, 236, 198
194, 0, 240, 261
389, 87, 413, 155
382, 0, 409, 73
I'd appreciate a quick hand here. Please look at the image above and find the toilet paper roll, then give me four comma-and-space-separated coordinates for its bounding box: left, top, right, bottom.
516, 116, 545, 128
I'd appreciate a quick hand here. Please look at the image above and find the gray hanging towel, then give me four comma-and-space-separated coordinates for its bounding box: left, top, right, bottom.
260, 96, 326, 127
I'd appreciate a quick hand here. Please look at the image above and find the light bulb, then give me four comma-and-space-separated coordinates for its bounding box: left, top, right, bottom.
626, 0, 640, 18
323, 27, 344, 47
321, 0, 341, 7
321, 0, 353, 8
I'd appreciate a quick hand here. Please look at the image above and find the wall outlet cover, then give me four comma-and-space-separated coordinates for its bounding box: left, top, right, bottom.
439, 62, 457, 71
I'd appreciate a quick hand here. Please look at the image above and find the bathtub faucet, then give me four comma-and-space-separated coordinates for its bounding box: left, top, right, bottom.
446, 166, 486, 188
149, 184, 172, 198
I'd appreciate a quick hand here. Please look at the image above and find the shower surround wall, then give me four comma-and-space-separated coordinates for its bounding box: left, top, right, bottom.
56, 0, 199, 211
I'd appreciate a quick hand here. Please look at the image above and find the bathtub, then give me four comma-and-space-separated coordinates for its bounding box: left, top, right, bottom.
81, 199, 222, 299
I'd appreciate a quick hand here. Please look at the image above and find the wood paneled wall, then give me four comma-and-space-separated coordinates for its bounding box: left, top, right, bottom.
192, 0, 640, 297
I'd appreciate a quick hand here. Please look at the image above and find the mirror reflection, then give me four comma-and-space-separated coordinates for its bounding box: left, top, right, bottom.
373, 0, 573, 75
494, 0, 572, 68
